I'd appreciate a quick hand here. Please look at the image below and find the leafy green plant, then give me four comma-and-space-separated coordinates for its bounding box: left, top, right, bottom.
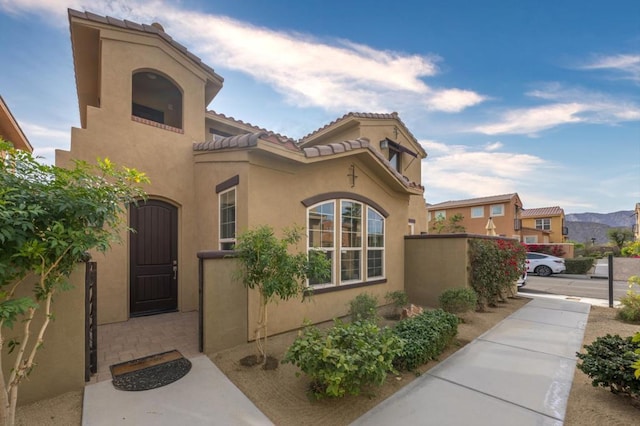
234, 226, 331, 364
282, 319, 404, 399
392, 309, 459, 371
468, 238, 526, 310
439, 287, 478, 314
632, 332, 640, 379
431, 213, 466, 234
348, 293, 378, 322
0, 140, 148, 425
618, 276, 640, 323
621, 241, 640, 258
385, 291, 409, 308
577, 334, 640, 401
608, 228, 634, 250
564, 258, 595, 275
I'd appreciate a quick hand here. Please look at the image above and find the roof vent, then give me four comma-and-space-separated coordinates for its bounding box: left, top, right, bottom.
151, 22, 165, 32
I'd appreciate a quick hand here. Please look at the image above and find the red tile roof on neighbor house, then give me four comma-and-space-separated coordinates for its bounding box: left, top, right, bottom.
68, 9, 223, 83
427, 193, 520, 210
521, 206, 564, 218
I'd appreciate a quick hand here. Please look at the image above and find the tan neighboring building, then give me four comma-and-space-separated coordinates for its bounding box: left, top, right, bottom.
634, 203, 640, 241
427, 193, 524, 239
520, 206, 567, 243
0, 95, 32, 152
56, 10, 428, 332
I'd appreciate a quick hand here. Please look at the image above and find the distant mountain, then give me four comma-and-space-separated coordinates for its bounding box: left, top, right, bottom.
565, 211, 634, 228
564, 210, 635, 244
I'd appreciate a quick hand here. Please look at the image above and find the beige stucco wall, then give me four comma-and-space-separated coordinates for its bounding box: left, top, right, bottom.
56, 32, 211, 324
613, 258, 640, 282
1, 266, 86, 405
404, 235, 471, 308
522, 215, 565, 243
201, 256, 248, 354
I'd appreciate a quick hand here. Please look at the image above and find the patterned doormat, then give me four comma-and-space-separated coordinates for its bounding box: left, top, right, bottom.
110, 350, 192, 391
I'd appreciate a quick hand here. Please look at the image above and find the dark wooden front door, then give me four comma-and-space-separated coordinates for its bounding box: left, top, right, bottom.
130, 200, 178, 316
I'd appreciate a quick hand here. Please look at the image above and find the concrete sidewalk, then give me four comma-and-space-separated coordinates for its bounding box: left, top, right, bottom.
352, 297, 589, 426
83, 297, 589, 425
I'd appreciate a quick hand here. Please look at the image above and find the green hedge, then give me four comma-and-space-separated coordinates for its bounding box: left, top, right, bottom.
565, 258, 595, 275
393, 309, 459, 371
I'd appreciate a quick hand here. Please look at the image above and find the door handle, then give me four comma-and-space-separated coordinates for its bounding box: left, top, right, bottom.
172, 260, 177, 280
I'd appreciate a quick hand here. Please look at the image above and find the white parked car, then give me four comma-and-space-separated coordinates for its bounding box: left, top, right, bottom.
526, 252, 566, 277
517, 269, 527, 287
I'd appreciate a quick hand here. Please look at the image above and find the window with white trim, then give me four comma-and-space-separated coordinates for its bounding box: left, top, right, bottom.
307, 199, 385, 287
490, 204, 504, 216
219, 188, 236, 250
535, 218, 551, 230
471, 206, 484, 218
524, 235, 538, 244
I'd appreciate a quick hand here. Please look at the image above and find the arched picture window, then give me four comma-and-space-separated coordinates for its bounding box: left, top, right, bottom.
132, 71, 183, 129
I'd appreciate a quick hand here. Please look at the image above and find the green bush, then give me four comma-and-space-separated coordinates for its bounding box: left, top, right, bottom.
577, 334, 640, 400
282, 320, 404, 399
393, 309, 459, 371
439, 287, 478, 314
618, 277, 640, 323
565, 258, 595, 275
349, 293, 378, 322
621, 241, 640, 257
385, 290, 409, 308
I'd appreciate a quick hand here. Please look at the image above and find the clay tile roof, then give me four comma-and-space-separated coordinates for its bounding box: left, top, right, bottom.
299, 111, 421, 148
428, 193, 519, 210
193, 132, 301, 153
521, 206, 564, 218
206, 110, 296, 143
68, 9, 222, 82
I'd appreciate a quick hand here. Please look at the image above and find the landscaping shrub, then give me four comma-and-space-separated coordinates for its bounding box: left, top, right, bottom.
282, 320, 404, 399
621, 241, 640, 258
526, 243, 565, 257
439, 287, 477, 314
385, 290, 409, 308
393, 309, 459, 371
577, 334, 640, 401
564, 258, 595, 275
349, 293, 378, 322
469, 238, 526, 310
618, 276, 640, 323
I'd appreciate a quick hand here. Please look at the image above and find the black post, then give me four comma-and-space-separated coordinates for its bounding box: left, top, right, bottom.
608, 253, 614, 308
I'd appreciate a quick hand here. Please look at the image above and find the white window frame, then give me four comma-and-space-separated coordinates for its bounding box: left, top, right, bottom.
535, 218, 551, 231
470, 206, 484, 218
524, 235, 538, 244
306, 199, 385, 288
219, 188, 236, 250
490, 204, 504, 216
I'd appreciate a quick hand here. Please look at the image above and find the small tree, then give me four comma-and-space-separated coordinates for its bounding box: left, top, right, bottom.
0, 140, 147, 425
431, 213, 466, 234
608, 228, 634, 250
234, 225, 330, 364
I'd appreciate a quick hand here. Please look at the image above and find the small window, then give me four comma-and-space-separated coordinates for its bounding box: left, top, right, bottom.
389, 146, 402, 172
219, 188, 236, 250
434, 210, 446, 220
490, 204, 504, 216
471, 207, 484, 218
524, 236, 538, 244
535, 218, 551, 231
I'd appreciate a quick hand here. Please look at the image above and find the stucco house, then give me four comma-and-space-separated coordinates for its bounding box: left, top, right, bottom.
520, 206, 568, 244
56, 9, 429, 331
0, 95, 32, 152
427, 193, 524, 239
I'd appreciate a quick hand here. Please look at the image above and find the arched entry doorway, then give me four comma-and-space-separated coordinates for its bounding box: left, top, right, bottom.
129, 199, 178, 316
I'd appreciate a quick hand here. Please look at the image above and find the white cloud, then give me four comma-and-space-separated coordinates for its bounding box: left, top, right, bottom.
484, 142, 502, 151
581, 53, 640, 83
474, 84, 640, 135
2, 0, 485, 113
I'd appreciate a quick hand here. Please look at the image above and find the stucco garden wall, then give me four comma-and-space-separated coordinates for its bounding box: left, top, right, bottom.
613, 257, 640, 282
1, 266, 86, 405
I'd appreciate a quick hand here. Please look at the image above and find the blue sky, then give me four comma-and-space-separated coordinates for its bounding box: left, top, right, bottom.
1, 0, 638, 214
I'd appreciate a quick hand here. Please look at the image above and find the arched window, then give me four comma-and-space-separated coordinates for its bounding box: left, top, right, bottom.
131, 70, 183, 129
308, 199, 385, 287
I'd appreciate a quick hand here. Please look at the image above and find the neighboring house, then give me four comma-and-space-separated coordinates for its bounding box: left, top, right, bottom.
520, 206, 568, 243
0, 95, 32, 152
57, 10, 429, 328
635, 203, 640, 241
427, 193, 524, 239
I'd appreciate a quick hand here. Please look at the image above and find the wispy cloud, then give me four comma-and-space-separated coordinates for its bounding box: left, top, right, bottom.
581, 53, 640, 83
1, 0, 485, 113
473, 83, 640, 135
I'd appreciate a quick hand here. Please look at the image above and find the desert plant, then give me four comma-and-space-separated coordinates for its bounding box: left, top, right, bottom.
0, 140, 148, 426
621, 241, 640, 258
349, 293, 378, 322
577, 334, 640, 401
282, 319, 404, 398
608, 228, 634, 250
234, 226, 331, 365
439, 287, 478, 314
431, 213, 466, 234
392, 309, 459, 371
